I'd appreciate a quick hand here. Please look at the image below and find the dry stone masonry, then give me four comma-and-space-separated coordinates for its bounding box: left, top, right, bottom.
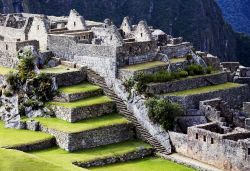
1, 9, 250, 171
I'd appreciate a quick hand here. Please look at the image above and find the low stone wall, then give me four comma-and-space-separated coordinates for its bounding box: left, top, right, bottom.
160, 42, 192, 58
55, 89, 103, 102
46, 69, 86, 87
4, 138, 56, 152
40, 123, 135, 152
164, 84, 250, 110
169, 131, 188, 153
51, 102, 115, 123
118, 64, 168, 80
74, 148, 154, 168
146, 72, 228, 94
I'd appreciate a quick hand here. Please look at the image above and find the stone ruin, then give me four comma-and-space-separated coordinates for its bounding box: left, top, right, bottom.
1, 9, 250, 171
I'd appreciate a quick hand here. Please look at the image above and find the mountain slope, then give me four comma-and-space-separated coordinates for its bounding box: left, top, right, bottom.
0, 0, 243, 62
217, 0, 250, 35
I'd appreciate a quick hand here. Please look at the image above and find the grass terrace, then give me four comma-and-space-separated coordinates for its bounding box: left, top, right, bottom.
41, 65, 79, 74
121, 61, 167, 71
0, 148, 71, 171
0, 66, 16, 76
48, 95, 113, 108
91, 157, 195, 171
170, 57, 187, 63
32, 114, 129, 133
31, 140, 151, 171
166, 82, 243, 96
0, 122, 53, 148
58, 82, 102, 94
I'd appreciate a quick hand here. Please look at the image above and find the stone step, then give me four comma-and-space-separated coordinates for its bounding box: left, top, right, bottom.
146, 72, 228, 94
118, 61, 168, 80
160, 82, 250, 110
48, 95, 116, 122
41, 65, 86, 86
31, 140, 153, 169
33, 114, 135, 152
118, 58, 189, 80
54, 82, 103, 102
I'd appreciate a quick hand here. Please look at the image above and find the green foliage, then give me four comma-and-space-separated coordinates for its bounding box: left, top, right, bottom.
145, 98, 183, 130
185, 54, 193, 60
3, 90, 13, 97
6, 72, 20, 91
17, 51, 36, 81
185, 64, 205, 76
29, 73, 54, 101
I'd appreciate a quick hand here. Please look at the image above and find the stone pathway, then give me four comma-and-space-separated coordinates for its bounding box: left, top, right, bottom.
160, 153, 222, 171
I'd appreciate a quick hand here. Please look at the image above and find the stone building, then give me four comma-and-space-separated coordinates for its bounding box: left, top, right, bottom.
2, 9, 250, 171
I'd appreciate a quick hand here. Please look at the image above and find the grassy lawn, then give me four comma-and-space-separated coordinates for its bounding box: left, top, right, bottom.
170, 58, 187, 63
33, 114, 129, 133
31, 140, 151, 171
0, 66, 16, 76
41, 65, 79, 74
48, 95, 113, 108
0, 148, 72, 171
121, 61, 167, 71
0, 122, 53, 148
166, 82, 242, 96
59, 82, 101, 94
91, 157, 195, 171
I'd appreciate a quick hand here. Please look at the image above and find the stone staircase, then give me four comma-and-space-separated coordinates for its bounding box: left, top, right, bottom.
86, 69, 169, 154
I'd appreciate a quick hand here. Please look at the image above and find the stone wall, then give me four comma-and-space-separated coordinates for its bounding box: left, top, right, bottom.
51, 102, 115, 123
40, 123, 135, 152
0, 26, 26, 41
168, 131, 188, 153
164, 84, 250, 110
116, 41, 157, 67
160, 42, 192, 58
146, 72, 228, 94
74, 148, 154, 168
184, 123, 250, 171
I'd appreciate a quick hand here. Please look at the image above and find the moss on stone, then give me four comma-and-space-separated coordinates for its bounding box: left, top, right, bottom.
30, 140, 151, 171
166, 82, 243, 96
41, 65, 79, 74
34, 113, 129, 133
91, 157, 195, 171
0, 66, 16, 76
0, 122, 53, 148
48, 95, 113, 108
121, 61, 167, 71
58, 82, 101, 94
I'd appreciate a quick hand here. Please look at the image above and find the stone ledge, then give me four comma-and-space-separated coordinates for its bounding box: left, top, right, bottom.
40, 123, 135, 152
146, 72, 228, 94
73, 148, 154, 168
3, 138, 56, 152
162, 84, 250, 111
55, 88, 103, 102
51, 101, 116, 122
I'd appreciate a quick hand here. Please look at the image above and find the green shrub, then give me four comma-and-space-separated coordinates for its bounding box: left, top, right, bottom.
146, 98, 183, 130
186, 54, 193, 60
123, 77, 135, 92
6, 71, 19, 91
178, 70, 189, 78
206, 66, 214, 74
17, 51, 36, 81
185, 64, 205, 76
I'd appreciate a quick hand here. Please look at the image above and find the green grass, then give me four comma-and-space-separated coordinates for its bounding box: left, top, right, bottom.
91, 157, 195, 171
170, 58, 187, 63
48, 95, 113, 108
41, 65, 79, 74
0, 122, 53, 148
166, 82, 243, 96
30, 140, 151, 171
121, 61, 167, 71
0, 66, 16, 76
33, 114, 129, 133
59, 82, 101, 94
0, 148, 73, 171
